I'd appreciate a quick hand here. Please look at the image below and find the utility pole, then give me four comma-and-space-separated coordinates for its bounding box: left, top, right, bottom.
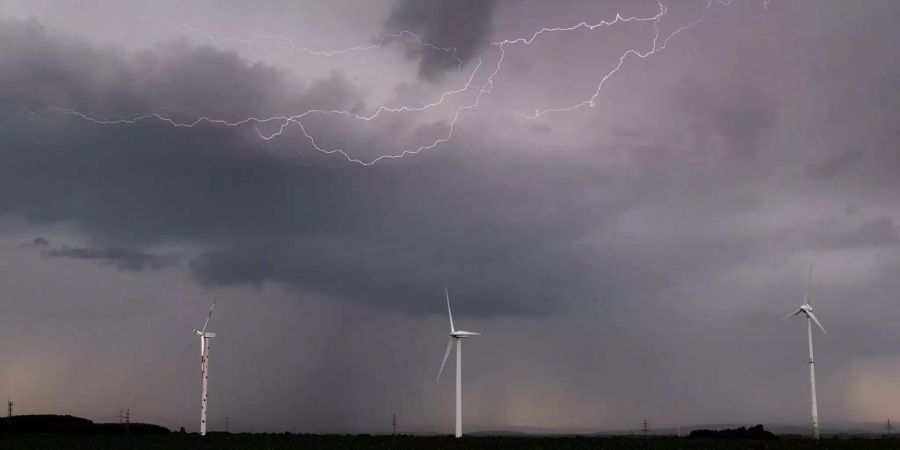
7, 400, 12, 418
392, 413, 397, 435
125, 408, 130, 435
888, 418, 892, 437
225, 415, 230, 433
642, 419, 649, 438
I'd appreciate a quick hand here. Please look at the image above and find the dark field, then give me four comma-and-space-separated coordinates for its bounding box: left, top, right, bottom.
1, 435, 899, 450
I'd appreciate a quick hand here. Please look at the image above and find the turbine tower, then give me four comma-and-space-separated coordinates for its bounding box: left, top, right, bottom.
784, 266, 827, 440
193, 300, 217, 436
436, 288, 480, 438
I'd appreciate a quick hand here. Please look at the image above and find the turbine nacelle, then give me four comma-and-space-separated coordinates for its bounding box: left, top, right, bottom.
783, 267, 827, 334
785, 305, 827, 335
194, 330, 217, 338
450, 331, 480, 339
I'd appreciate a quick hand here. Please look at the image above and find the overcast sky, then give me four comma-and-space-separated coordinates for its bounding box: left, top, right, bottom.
1, 0, 899, 434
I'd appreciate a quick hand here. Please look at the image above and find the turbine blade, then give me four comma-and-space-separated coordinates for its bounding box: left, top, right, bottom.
445, 287, 455, 333
437, 338, 454, 382
201, 299, 217, 333
808, 311, 827, 335
783, 309, 803, 320
803, 265, 814, 305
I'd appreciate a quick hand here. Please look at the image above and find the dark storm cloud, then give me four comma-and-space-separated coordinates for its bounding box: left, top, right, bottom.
188, 225, 591, 317
19, 237, 49, 247
1, 12, 891, 322
384, 0, 497, 81
3, 1, 899, 325
0, 18, 610, 317
0, 19, 362, 243
179, 146, 644, 317
805, 148, 865, 180
42, 246, 179, 271
0, 19, 363, 118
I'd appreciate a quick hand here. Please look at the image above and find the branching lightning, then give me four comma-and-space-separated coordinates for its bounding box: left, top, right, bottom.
38, 0, 739, 166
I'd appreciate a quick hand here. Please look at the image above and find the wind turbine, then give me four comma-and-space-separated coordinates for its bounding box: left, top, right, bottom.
783, 266, 827, 440
193, 300, 217, 436
436, 288, 480, 438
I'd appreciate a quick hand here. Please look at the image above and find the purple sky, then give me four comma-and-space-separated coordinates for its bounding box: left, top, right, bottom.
1, 0, 899, 434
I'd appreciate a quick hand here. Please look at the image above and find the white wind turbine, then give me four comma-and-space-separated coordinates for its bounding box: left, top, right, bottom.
783, 266, 827, 440
436, 288, 480, 438
193, 300, 217, 436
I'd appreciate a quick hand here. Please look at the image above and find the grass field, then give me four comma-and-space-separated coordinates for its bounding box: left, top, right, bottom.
1, 434, 899, 449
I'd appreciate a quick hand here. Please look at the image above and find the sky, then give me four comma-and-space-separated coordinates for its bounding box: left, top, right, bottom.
1, 0, 899, 435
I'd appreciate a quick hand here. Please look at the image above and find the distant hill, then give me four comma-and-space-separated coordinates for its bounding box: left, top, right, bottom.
0, 414, 169, 435
689, 424, 775, 440
468, 430, 534, 437
415, 422, 896, 438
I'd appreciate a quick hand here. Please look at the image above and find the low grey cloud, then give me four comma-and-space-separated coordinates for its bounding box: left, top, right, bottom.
42, 246, 179, 271
676, 80, 778, 162
384, 0, 497, 81
805, 148, 865, 180
809, 216, 899, 251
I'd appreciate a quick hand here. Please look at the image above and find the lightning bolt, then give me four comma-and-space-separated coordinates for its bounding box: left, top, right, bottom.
37, 0, 742, 166
509, 0, 734, 118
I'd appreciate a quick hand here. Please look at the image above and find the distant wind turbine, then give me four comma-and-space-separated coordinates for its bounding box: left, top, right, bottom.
193, 300, 217, 436
783, 266, 827, 440
436, 288, 480, 438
